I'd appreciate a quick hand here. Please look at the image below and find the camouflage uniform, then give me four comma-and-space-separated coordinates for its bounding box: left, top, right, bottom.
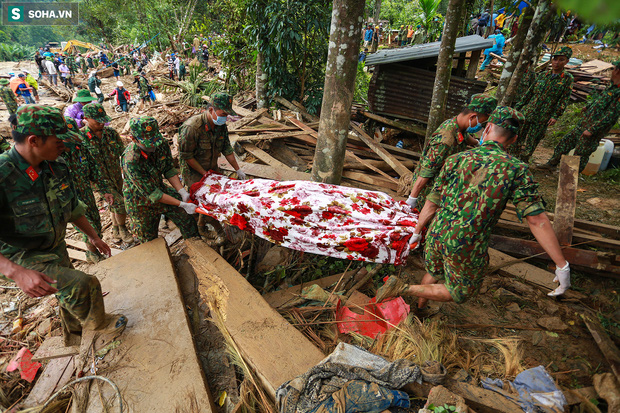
58, 117, 108, 243
122, 58, 132, 76
0, 136, 10, 153
0, 79, 18, 115
512, 47, 574, 162
80, 104, 127, 214
0, 105, 106, 338
547, 78, 620, 171
80, 56, 88, 74
66, 55, 77, 76
410, 94, 497, 207
135, 73, 150, 100
425, 107, 544, 303
122, 117, 199, 243
519, 66, 537, 94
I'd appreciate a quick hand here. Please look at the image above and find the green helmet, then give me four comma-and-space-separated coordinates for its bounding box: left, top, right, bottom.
129, 116, 162, 149
211, 92, 237, 115
488, 106, 524, 134
466, 94, 498, 116
15, 105, 68, 137
0, 78, 8, 85
74, 89, 96, 103
83, 103, 111, 124
132, 71, 140, 76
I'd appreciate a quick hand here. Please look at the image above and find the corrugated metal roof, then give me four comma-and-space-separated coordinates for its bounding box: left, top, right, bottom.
368, 64, 487, 123
366, 35, 494, 66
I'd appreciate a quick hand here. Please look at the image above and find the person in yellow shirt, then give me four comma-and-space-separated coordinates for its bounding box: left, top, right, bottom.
22, 70, 39, 103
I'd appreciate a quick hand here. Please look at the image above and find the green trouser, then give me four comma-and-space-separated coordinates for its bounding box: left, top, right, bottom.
3, 243, 106, 337
510, 119, 549, 162
548, 124, 600, 172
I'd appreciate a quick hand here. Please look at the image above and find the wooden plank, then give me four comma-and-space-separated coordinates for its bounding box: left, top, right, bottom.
237, 126, 299, 133
582, 313, 620, 383
21, 356, 75, 408
350, 123, 411, 177
86, 239, 215, 412
490, 235, 620, 278
185, 239, 325, 399
228, 107, 268, 131
32, 336, 78, 362
466, 49, 482, 78
362, 111, 426, 136
268, 140, 308, 170
218, 158, 310, 181
241, 142, 298, 172
341, 170, 398, 191
273, 95, 319, 122
236, 130, 310, 142
553, 155, 579, 245
345, 151, 399, 184
488, 248, 557, 291
65, 238, 122, 256
164, 228, 182, 246
67, 248, 87, 262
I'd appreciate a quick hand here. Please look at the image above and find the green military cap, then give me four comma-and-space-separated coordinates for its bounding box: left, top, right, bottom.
15, 104, 68, 136
132, 71, 139, 76
501, 28, 510, 35
212, 92, 237, 116
553, 46, 572, 59
0, 78, 8, 85
129, 116, 162, 149
57, 116, 81, 142
488, 106, 524, 134
74, 89, 96, 103
83, 103, 111, 124
466, 94, 498, 116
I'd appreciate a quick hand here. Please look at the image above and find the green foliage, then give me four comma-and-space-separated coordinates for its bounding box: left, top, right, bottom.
544, 102, 585, 147
416, 0, 444, 41
0, 43, 35, 61
354, 62, 371, 105
155, 65, 223, 107
555, 0, 620, 25
428, 404, 457, 412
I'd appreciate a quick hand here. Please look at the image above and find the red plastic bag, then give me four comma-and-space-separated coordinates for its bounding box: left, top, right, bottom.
6, 347, 41, 382
336, 296, 410, 339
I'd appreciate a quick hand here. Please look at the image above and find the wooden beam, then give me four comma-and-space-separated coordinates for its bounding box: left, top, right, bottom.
235, 130, 310, 142
185, 239, 325, 400
350, 123, 412, 177
32, 336, 78, 362
341, 170, 398, 191
21, 356, 76, 408
228, 108, 269, 131
362, 111, 426, 136
553, 155, 580, 245
218, 158, 310, 181
273, 95, 319, 122
241, 142, 300, 172
581, 312, 620, 383
466, 49, 482, 78
345, 151, 399, 184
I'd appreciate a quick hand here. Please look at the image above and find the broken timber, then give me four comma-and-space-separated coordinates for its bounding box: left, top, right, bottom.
350, 123, 412, 177
362, 111, 426, 136
185, 239, 325, 399
553, 155, 579, 245
581, 312, 620, 384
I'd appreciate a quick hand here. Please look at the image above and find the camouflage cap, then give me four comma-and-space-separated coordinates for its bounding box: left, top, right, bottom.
553, 46, 573, 59
466, 94, 497, 116
211, 92, 237, 116
129, 116, 163, 149
132, 71, 139, 76
83, 103, 111, 124
0, 78, 8, 85
15, 105, 68, 136
488, 106, 524, 134
57, 116, 82, 143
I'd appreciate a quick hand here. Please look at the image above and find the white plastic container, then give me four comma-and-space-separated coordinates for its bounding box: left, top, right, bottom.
599, 139, 614, 171
570, 140, 607, 175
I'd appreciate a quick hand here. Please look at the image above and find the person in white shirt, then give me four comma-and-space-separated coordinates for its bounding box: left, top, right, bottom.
44, 58, 57, 86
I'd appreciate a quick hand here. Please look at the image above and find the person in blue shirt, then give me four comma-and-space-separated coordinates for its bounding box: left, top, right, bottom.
16, 74, 35, 104
364, 25, 373, 48
480, 28, 509, 71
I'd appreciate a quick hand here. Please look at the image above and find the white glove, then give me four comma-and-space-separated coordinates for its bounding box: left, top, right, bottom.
179, 201, 197, 215
178, 188, 190, 202
410, 232, 422, 250
236, 169, 247, 180
406, 196, 418, 209
548, 261, 571, 297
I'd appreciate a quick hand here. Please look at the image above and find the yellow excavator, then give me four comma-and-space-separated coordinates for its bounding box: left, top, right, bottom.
62, 40, 102, 54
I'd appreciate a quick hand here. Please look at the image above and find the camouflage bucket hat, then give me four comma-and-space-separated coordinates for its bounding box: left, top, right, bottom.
129, 116, 162, 149
212, 92, 237, 116
553, 46, 573, 59
466, 94, 498, 116
15, 105, 68, 136
57, 116, 82, 143
74, 89, 96, 103
488, 106, 524, 134
0, 78, 8, 85
83, 103, 111, 123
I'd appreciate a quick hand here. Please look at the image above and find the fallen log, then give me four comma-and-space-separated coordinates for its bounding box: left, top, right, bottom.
362, 111, 426, 136
581, 312, 620, 384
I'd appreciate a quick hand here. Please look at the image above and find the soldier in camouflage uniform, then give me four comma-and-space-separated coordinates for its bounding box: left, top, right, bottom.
377, 107, 572, 307
511, 46, 574, 162
58, 117, 109, 263
122, 57, 132, 76
81, 103, 134, 244
121, 117, 200, 243
543, 60, 620, 172
406, 94, 497, 210
0, 105, 126, 345
178, 92, 245, 238
79, 54, 88, 75
133, 71, 152, 111
0, 78, 18, 116
65, 54, 77, 77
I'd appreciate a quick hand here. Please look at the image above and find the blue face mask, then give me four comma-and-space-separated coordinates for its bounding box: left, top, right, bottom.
213, 113, 227, 126
466, 116, 483, 134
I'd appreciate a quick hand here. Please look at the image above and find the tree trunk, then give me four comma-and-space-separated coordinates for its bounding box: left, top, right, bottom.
495, 2, 536, 103
501, 0, 553, 107
373, 0, 381, 25
485, 0, 495, 37
311, 0, 366, 184
370, 0, 382, 53
424, 0, 466, 144
256, 51, 267, 109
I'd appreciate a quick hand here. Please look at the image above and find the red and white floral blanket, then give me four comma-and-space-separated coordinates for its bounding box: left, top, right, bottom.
191, 172, 418, 265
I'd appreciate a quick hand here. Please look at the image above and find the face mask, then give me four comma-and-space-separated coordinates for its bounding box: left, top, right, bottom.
212, 110, 227, 126
466, 116, 483, 134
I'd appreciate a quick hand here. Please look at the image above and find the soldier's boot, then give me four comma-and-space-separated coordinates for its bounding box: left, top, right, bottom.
119, 225, 134, 244
85, 250, 105, 264
111, 225, 122, 244
376, 276, 410, 303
